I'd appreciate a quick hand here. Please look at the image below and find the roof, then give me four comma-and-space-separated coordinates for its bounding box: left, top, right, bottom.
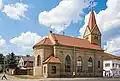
53, 34, 103, 50
43, 56, 61, 63
25, 61, 33, 67
22, 56, 34, 62
34, 33, 103, 50
34, 38, 53, 46
101, 53, 120, 60
88, 10, 97, 30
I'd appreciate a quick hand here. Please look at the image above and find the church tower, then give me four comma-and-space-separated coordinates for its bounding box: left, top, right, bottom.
83, 10, 101, 46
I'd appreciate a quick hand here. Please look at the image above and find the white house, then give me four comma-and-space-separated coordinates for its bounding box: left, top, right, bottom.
18, 56, 34, 69
102, 53, 120, 77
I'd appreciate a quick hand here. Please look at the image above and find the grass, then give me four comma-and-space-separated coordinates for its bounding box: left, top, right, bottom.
14, 75, 42, 79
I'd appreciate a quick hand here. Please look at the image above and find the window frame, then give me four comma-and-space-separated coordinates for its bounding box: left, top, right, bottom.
94, 35, 99, 40
65, 55, 71, 72
51, 66, 56, 74
105, 63, 110, 67
98, 61, 100, 68
88, 57, 93, 73
44, 66, 46, 73
77, 56, 82, 72
37, 55, 41, 66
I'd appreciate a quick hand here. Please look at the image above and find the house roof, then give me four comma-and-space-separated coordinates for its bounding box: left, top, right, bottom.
101, 53, 120, 60
43, 56, 61, 63
22, 56, 34, 62
25, 61, 33, 67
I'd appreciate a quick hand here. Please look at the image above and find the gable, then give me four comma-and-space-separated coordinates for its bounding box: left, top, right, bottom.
91, 26, 101, 35
19, 57, 24, 63
83, 26, 91, 37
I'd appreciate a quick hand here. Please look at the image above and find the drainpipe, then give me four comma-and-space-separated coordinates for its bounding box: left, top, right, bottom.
73, 46, 76, 77
83, 51, 86, 77
94, 52, 95, 77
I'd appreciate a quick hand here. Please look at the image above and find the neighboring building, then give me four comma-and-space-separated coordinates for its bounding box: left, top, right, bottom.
33, 10, 104, 78
15, 56, 21, 64
18, 56, 34, 70
17, 56, 34, 75
0, 64, 3, 73
102, 53, 120, 77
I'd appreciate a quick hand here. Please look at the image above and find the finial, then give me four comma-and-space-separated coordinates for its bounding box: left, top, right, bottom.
49, 30, 52, 33
89, 0, 96, 11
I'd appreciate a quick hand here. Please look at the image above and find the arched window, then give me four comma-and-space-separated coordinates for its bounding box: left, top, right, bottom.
94, 35, 98, 40
88, 57, 93, 73
77, 56, 82, 72
65, 55, 71, 72
98, 61, 100, 68
37, 55, 41, 66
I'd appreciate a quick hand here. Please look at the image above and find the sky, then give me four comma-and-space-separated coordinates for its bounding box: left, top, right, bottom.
0, 0, 120, 56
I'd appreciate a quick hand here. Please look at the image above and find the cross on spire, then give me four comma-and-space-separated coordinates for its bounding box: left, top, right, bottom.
88, 0, 96, 10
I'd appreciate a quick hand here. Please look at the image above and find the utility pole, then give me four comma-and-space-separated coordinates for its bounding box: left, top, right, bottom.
3, 56, 5, 74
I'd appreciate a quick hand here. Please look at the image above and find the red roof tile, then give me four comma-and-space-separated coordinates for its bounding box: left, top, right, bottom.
25, 61, 33, 67
43, 56, 61, 63
22, 56, 34, 62
33, 33, 103, 50
53, 34, 103, 50
100, 53, 120, 60
34, 38, 53, 47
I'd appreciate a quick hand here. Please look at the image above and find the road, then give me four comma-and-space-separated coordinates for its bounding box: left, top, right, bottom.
0, 74, 120, 81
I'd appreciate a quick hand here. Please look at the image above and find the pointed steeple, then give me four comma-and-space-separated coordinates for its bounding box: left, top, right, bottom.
87, 9, 97, 31
83, 9, 101, 46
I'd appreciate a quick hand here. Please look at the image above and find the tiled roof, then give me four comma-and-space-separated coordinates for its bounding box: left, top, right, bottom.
101, 53, 120, 60
43, 56, 61, 63
25, 61, 33, 67
53, 34, 103, 50
34, 38, 53, 47
22, 56, 34, 62
34, 33, 103, 50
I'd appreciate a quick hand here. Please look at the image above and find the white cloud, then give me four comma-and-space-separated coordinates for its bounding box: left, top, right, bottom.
79, 0, 120, 54
104, 36, 120, 55
0, 36, 6, 48
0, 36, 7, 53
2, 3, 28, 20
0, 0, 3, 9
10, 32, 41, 54
39, 0, 95, 33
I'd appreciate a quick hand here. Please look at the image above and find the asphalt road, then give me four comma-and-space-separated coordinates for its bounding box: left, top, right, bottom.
0, 74, 120, 81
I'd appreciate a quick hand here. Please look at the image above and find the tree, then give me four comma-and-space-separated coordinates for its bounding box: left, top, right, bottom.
0, 53, 4, 72
26, 54, 30, 57
6, 52, 17, 68
0, 53, 4, 64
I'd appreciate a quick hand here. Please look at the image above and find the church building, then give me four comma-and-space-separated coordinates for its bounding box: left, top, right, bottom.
33, 10, 104, 78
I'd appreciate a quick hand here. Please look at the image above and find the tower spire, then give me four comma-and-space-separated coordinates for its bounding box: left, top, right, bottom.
83, 9, 101, 46
87, 9, 97, 30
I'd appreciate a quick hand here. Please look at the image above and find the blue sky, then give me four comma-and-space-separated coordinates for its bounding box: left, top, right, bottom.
0, 0, 120, 55
1, 0, 107, 39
